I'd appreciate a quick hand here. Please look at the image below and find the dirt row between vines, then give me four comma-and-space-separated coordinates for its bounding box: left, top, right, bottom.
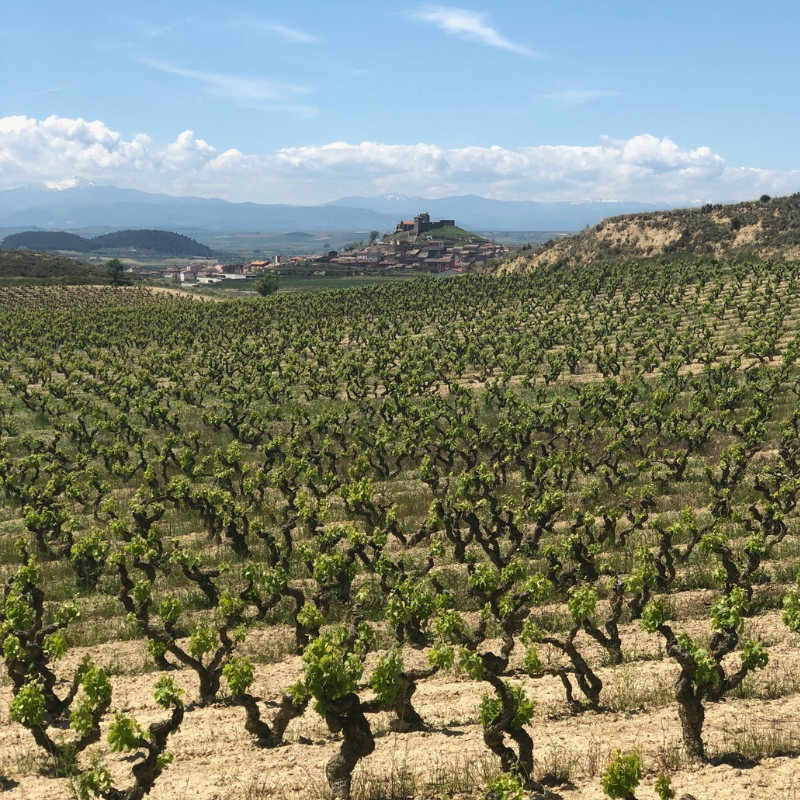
3, 606, 800, 800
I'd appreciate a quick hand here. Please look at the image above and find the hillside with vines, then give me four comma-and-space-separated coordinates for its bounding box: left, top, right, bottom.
2, 264, 800, 799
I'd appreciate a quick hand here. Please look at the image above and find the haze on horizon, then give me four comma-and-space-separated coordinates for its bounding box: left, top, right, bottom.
2, 0, 800, 207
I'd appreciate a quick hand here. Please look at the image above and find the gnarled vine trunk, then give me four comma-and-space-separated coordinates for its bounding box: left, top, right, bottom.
323, 694, 375, 800
389, 666, 437, 732
482, 673, 534, 782
233, 691, 308, 747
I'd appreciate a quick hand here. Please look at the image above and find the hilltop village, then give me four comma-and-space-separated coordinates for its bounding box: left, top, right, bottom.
177, 212, 513, 284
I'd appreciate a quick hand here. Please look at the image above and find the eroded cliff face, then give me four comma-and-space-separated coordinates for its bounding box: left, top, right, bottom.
499, 196, 800, 273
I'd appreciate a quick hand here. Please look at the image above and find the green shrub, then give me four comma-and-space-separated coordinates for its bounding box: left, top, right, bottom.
254, 275, 278, 296
655, 771, 675, 800
485, 772, 524, 800
601, 750, 641, 799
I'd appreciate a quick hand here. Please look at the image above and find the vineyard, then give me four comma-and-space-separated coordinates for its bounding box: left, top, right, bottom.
2, 263, 800, 800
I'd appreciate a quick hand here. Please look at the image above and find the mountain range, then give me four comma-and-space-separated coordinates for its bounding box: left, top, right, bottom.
0, 180, 668, 233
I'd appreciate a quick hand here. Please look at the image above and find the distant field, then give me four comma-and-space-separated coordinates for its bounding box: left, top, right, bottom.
188, 230, 373, 259
170, 271, 427, 298
475, 230, 576, 246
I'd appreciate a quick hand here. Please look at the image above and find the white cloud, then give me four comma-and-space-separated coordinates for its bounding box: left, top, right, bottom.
113, 13, 202, 39
2, 116, 800, 205
8, 84, 77, 101
138, 58, 310, 105
248, 22, 319, 44
409, 6, 537, 57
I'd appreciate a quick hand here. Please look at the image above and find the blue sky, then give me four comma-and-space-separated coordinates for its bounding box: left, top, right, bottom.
2, 1, 800, 204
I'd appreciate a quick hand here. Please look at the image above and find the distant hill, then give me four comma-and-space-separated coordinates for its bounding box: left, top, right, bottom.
0, 250, 112, 285
89, 229, 216, 256
384, 225, 487, 245
501, 194, 800, 272
2, 231, 90, 252
1, 229, 216, 257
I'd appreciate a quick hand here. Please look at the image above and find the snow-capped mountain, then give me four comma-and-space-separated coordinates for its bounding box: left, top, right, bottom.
42, 177, 96, 191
